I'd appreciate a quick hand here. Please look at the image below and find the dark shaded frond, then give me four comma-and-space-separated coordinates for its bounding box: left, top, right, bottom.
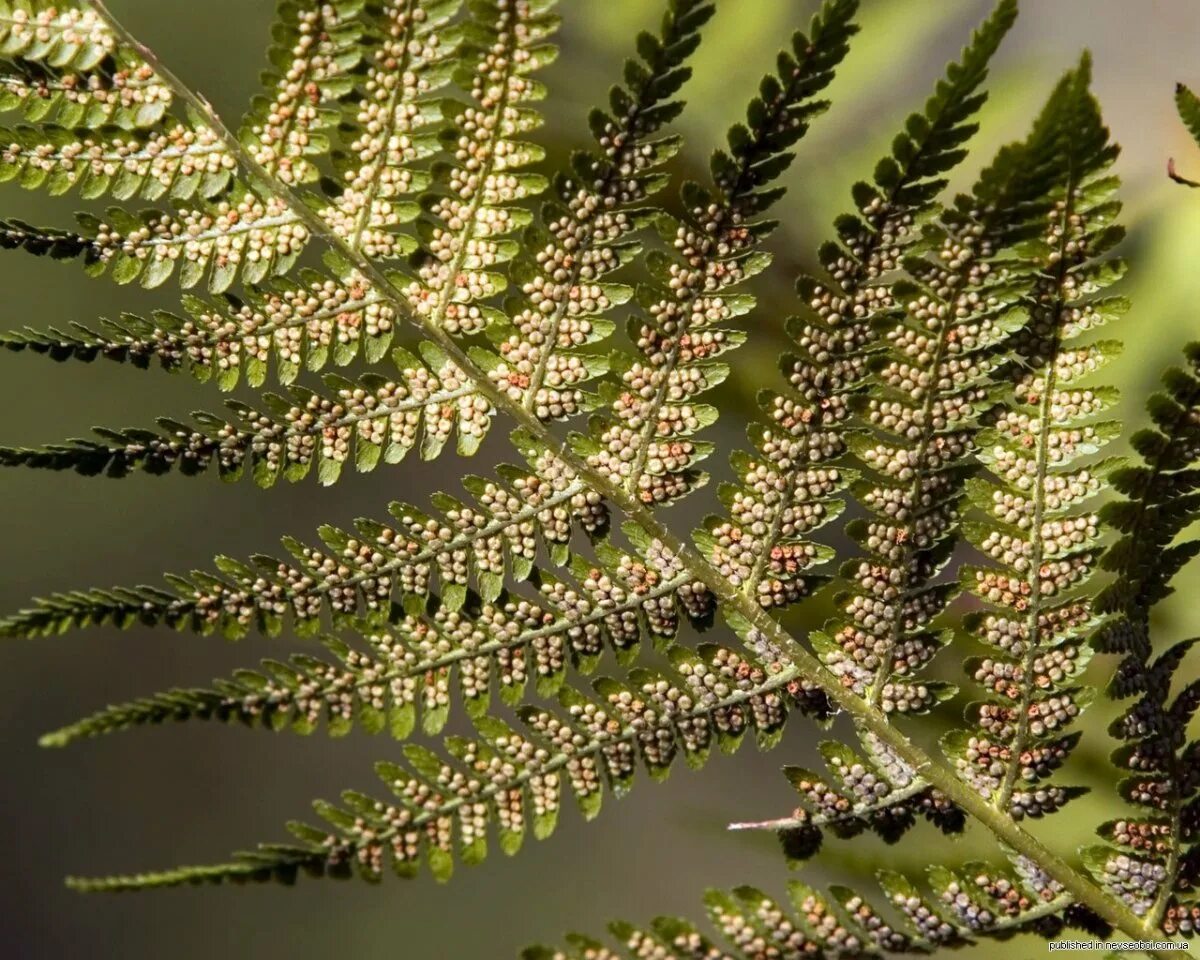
1085, 342, 1200, 934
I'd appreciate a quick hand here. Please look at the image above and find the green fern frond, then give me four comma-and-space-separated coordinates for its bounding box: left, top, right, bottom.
39, 561, 706, 746
0, 52, 172, 129
579, 0, 859, 507
0, 252, 397, 387
949, 56, 1122, 824
701, 0, 1016, 611
240, 0, 365, 187
0, 1, 116, 71
0, 112, 235, 200
64, 643, 805, 890
0, 339, 492, 483
526, 860, 1084, 960
1171, 83, 1200, 186
0, 431, 616, 636
317, 0, 458, 253
483, 0, 715, 422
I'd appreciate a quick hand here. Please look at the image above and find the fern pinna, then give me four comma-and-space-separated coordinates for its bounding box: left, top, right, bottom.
1, 0, 1199, 956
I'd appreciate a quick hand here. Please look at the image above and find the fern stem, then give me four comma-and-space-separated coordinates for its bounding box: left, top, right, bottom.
80, 4, 1186, 951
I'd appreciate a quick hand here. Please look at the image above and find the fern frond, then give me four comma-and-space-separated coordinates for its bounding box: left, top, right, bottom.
949, 56, 1122, 826
65, 643, 806, 889
1084, 344, 1200, 935
394, 0, 557, 337
481, 0, 713, 422
0, 52, 172, 129
0, 2, 116, 72
579, 0, 859, 507
703, 0, 1016, 610
730, 731, 963, 863
1171, 83, 1200, 186
0, 434, 615, 637
0, 339, 495, 483
0, 112, 235, 200
819, 128, 1041, 716
241, 0, 364, 187
40, 558, 708, 746
317, 0, 458, 254
527, 861, 1082, 960
0, 252, 397, 388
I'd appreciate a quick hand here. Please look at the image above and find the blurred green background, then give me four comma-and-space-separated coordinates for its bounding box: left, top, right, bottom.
3, 0, 1200, 957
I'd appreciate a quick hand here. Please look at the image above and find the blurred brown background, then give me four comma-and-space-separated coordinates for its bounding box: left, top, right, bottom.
3, 1, 1200, 957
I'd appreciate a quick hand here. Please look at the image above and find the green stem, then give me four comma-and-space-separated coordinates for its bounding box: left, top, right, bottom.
78, 4, 1192, 954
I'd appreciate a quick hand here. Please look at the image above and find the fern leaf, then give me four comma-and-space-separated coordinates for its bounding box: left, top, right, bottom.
395, 0, 557, 337
529, 862, 1078, 959
820, 67, 1044, 721
580, 0, 859, 507
40, 561, 708, 746
0, 52, 172, 129
0, 434, 615, 636
0, 112, 235, 200
241, 0, 365, 187
0, 253, 398, 388
0, 339, 494, 484
1172, 83, 1200, 186
702, 0, 1016, 610
319, 0, 460, 255
729, 731, 963, 863
482, 0, 714, 421
1084, 343, 1200, 934
64, 644, 807, 890
0, 2, 116, 72
950, 57, 1121, 826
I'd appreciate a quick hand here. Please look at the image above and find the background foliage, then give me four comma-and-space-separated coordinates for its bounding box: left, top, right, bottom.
2, 0, 1199, 956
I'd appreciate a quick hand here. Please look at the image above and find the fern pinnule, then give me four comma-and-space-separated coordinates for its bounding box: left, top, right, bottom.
948, 56, 1123, 824
243, 0, 365, 189
64, 641, 809, 890
481, 0, 714, 423
703, 0, 1016, 612
580, 0, 859, 508
0, 1, 116, 72
38, 560, 699, 747
396, 0, 557, 337
319, 0, 457, 254
0, 253, 397, 389
0, 110, 235, 201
